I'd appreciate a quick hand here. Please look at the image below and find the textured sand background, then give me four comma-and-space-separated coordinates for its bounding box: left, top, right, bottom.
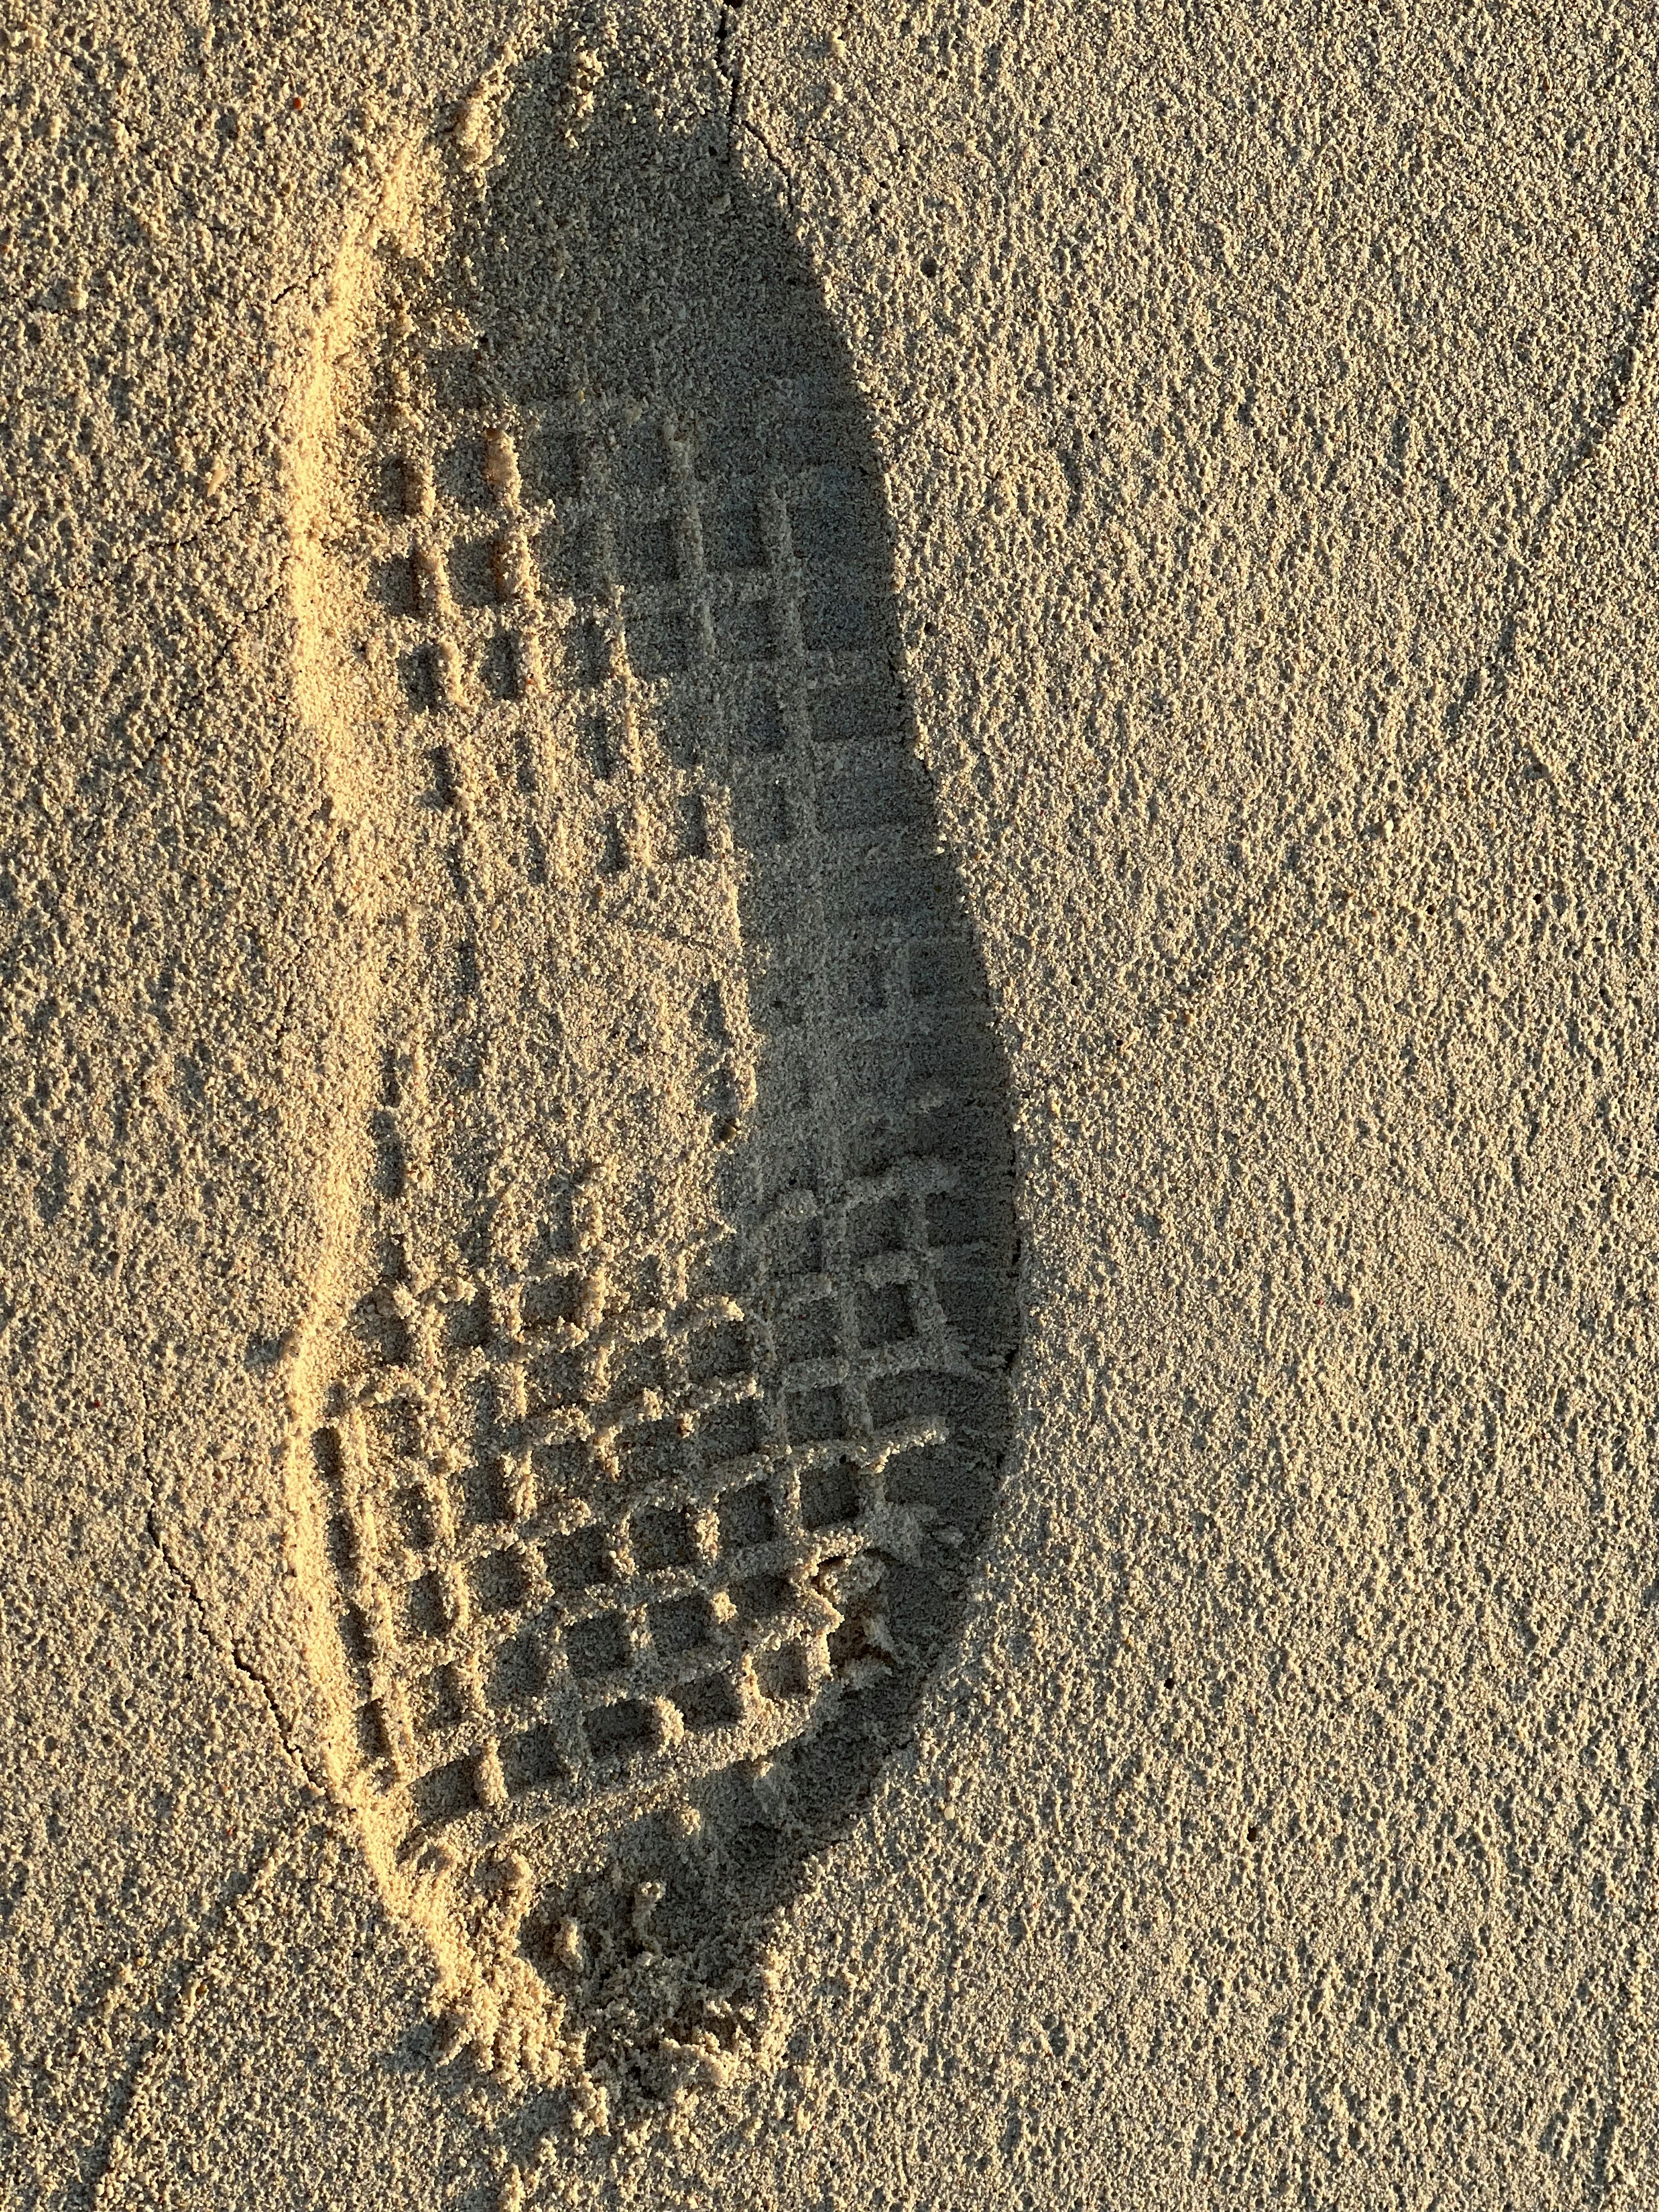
6, 1, 1659, 2205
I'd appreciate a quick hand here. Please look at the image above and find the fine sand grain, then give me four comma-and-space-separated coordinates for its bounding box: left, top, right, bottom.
5, 3, 1659, 2206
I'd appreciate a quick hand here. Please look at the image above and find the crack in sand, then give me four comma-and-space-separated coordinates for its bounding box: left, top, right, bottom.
1442, 232, 1659, 743
144, 1505, 324, 1795
1123, 237, 1659, 1042
82, 1821, 307, 2212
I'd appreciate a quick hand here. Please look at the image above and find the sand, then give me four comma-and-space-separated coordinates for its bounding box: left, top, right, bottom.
5, 1, 1659, 2205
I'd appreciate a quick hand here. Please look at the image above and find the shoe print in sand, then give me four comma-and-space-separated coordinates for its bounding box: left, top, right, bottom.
286, 43, 1017, 2124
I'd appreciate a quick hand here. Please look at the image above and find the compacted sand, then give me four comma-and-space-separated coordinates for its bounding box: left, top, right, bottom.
6, 3, 1659, 2205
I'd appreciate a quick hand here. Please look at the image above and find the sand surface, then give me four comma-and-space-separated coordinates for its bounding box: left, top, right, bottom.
6, 3, 1659, 2205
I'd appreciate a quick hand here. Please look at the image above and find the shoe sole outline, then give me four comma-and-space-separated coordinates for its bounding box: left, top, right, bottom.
286, 51, 1018, 2120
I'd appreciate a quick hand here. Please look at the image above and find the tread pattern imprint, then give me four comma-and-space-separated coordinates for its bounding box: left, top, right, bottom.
286, 60, 1016, 2132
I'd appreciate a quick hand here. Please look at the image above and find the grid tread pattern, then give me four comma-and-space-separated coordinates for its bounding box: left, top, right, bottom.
316, 1161, 966, 1850
320, 372, 1000, 1859
368, 379, 882, 717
